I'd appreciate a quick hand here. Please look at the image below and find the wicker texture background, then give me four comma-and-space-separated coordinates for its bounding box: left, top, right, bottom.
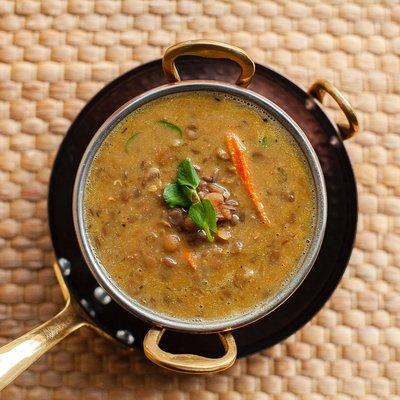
0, 0, 399, 398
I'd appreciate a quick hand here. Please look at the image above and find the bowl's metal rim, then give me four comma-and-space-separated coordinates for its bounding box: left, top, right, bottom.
73, 81, 327, 333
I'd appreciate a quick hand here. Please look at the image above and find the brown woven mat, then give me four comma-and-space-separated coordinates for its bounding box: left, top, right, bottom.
1, 0, 399, 398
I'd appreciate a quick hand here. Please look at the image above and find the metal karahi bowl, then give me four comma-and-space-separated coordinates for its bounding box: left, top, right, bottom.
73, 81, 327, 358
74, 80, 329, 327
0, 40, 359, 386
73, 40, 329, 371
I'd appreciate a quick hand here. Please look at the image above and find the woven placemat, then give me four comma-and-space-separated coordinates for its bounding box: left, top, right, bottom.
0, 0, 399, 398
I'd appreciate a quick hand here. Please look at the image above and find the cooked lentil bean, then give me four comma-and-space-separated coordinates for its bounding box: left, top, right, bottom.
185, 125, 199, 140
231, 214, 240, 225
217, 148, 229, 160
167, 209, 184, 226
147, 167, 160, 180
162, 257, 177, 267
207, 182, 230, 199
163, 234, 181, 252
204, 192, 224, 207
182, 217, 197, 232
216, 228, 231, 242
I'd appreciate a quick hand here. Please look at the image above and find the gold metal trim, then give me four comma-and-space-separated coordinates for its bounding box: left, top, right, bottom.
143, 327, 237, 374
0, 262, 88, 391
0, 302, 86, 391
162, 40, 255, 87
308, 79, 359, 140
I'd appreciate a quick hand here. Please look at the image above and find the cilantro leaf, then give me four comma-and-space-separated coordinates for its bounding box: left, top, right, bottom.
202, 199, 217, 233
188, 201, 204, 227
163, 159, 217, 242
163, 183, 191, 208
188, 200, 217, 242
181, 184, 199, 203
177, 159, 200, 189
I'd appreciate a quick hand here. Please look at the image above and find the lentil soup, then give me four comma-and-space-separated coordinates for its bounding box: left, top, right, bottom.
84, 91, 316, 321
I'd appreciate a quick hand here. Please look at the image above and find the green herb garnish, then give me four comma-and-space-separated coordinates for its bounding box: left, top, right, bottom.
124, 133, 140, 153
189, 199, 217, 242
259, 136, 267, 147
177, 158, 200, 189
163, 159, 217, 242
163, 183, 191, 208
157, 120, 183, 138
181, 184, 197, 203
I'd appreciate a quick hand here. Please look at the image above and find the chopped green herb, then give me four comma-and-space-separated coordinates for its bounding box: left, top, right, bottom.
157, 120, 183, 138
163, 183, 191, 208
163, 158, 217, 242
202, 199, 217, 234
181, 184, 198, 203
259, 136, 268, 147
177, 159, 200, 189
188, 200, 217, 242
124, 133, 140, 153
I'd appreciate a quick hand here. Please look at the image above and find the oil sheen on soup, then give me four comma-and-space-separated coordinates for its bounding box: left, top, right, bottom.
84, 91, 316, 321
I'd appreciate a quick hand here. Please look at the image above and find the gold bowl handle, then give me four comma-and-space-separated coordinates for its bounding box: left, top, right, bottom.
308, 79, 359, 140
163, 40, 255, 88
144, 327, 237, 374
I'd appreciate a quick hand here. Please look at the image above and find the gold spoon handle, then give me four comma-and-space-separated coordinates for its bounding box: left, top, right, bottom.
0, 301, 86, 390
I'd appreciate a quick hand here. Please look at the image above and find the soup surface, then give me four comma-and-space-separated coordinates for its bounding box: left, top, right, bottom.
84, 91, 316, 321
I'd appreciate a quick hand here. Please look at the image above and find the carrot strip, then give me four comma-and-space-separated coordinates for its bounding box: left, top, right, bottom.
183, 248, 198, 270
225, 131, 270, 225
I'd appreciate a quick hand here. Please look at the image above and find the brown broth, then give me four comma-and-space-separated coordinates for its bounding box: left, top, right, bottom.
84, 91, 316, 321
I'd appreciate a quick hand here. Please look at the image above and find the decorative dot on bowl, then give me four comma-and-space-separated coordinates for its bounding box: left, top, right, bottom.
116, 330, 135, 345
94, 286, 112, 305
58, 257, 71, 276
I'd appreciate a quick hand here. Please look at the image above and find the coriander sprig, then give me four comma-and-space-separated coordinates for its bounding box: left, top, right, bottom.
163, 159, 217, 242
189, 199, 217, 242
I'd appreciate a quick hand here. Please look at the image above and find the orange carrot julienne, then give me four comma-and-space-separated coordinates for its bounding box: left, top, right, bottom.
183, 248, 197, 270
225, 131, 270, 225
